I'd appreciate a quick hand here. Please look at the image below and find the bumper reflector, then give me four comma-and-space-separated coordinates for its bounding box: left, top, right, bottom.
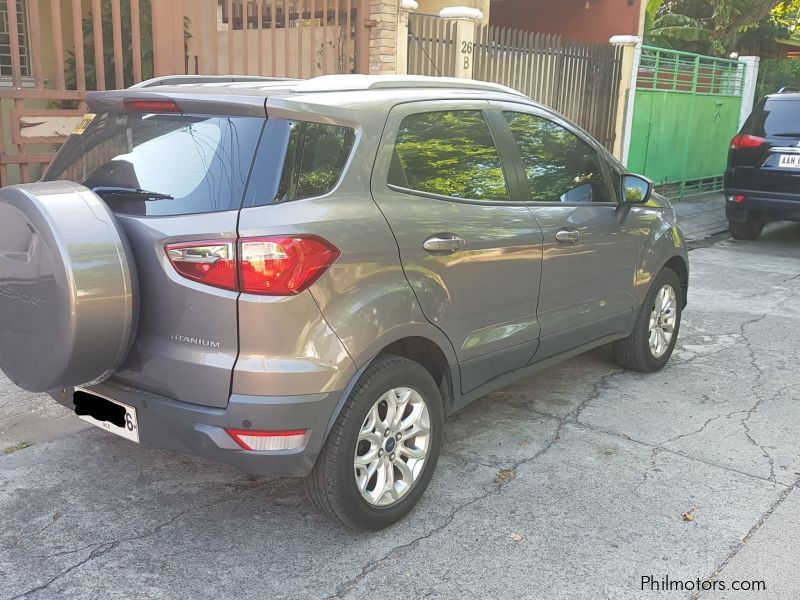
226, 429, 308, 451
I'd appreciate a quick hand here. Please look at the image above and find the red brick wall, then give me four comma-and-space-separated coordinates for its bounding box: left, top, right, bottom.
489, 0, 643, 44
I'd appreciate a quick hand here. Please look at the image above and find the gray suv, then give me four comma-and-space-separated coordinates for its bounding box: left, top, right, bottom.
0, 75, 688, 530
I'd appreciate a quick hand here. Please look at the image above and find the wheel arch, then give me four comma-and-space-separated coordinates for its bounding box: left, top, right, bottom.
663, 255, 689, 308
322, 331, 457, 441
634, 222, 690, 311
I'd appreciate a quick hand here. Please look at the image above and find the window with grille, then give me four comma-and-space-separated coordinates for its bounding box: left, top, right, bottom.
0, 0, 30, 77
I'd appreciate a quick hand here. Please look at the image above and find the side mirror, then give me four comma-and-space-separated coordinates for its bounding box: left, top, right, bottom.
621, 174, 652, 204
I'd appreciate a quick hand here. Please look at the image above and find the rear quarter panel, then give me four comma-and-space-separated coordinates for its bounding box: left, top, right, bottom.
237, 98, 458, 394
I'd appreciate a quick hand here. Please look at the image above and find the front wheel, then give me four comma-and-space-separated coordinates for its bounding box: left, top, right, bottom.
613, 268, 683, 372
304, 355, 443, 530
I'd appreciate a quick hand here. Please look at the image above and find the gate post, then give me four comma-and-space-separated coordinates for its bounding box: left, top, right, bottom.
396, 1, 418, 75
610, 35, 642, 163
440, 6, 483, 79
738, 56, 760, 128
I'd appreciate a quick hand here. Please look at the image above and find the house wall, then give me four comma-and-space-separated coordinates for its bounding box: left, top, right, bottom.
489, 0, 645, 44
416, 0, 491, 25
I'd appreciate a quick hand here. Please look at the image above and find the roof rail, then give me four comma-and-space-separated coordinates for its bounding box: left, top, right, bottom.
129, 75, 297, 88
291, 74, 527, 96
777, 86, 798, 93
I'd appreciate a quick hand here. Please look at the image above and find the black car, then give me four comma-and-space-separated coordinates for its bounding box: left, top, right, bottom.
724, 90, 800, 240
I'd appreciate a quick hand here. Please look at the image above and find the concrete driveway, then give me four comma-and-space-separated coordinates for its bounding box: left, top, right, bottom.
1, 223, 799, 600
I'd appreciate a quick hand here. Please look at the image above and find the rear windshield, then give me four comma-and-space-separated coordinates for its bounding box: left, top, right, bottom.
742, 98, 800, 138
45, 112, 265, 216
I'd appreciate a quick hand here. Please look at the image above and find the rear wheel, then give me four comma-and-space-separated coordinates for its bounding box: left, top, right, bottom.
613, 268, 683, 372
304, 355, 443, 530
729, 214, 764, 241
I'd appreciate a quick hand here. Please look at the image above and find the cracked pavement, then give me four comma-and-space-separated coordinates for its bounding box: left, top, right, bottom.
2, 222, 800, 599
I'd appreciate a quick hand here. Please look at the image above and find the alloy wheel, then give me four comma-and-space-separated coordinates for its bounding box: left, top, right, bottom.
353, 387, 431, 507
648, 283, 677, 358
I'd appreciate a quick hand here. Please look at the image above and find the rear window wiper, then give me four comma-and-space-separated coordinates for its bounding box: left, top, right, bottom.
91, 186, 174, 200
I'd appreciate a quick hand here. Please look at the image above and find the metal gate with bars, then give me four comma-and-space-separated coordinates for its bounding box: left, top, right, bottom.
0, 0, 369, 186
407, 13, 624, 149
627, 46, 746, 199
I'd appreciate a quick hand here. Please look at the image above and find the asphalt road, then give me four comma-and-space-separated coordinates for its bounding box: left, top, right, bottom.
2, 222, 799, 600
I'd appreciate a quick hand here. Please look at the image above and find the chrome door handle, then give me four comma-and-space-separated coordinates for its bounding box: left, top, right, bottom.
555, 228, 581, 244
423, 233, 466, 253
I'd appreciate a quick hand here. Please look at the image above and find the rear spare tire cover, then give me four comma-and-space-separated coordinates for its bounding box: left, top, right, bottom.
0, 181, 137, 392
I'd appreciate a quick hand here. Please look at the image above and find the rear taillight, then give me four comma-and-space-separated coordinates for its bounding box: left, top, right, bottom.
731, 134, 766, 150
226, 429, 308, 451
165, 241, 237, 291
165, 235, 339, 296
239, 235, 340, 295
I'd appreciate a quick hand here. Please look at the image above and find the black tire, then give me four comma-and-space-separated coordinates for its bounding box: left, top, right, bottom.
304, 355, 444, 530
613, 268, 683, 372
729, 215, 764, 241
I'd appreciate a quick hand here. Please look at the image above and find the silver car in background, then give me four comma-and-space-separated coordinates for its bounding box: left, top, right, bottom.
0, 75, 688, 530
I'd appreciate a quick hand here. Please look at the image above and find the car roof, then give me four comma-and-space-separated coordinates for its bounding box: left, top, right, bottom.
86, 74, 538, 119
766, 91, 800, 101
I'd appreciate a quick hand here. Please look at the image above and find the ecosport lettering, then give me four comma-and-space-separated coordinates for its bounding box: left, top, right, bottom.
169, 334, 221, 349
0, 286, 45, 307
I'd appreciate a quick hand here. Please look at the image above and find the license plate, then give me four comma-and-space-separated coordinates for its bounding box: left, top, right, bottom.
778, 154, 800, 169
74, 388, 140, 443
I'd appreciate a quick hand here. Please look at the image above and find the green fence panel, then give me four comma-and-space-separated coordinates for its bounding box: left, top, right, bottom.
627, 46, 745, 199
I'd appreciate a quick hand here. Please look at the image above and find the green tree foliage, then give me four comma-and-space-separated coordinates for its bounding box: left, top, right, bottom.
645, 0, 800, 55
756, 58, 800, 97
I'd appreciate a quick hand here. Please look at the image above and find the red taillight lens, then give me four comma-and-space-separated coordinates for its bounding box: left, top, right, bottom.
239, 235, 340, 295
165, 241, 237, 291
731, 134, 766, 150
124, 98, 181, 113
166, 236, 339, 295
226, 429, 308, 451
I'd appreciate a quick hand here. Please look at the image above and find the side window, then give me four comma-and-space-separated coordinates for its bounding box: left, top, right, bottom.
389, 110, 509, 202
503, 112, 611, 204
276, 121, 355, 202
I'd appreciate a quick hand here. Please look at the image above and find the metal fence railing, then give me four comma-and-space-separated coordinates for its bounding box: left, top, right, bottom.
628, 46, 747, 200
0, 0, 370, 186
473, 25, 623, 149
407, 14, 624, 150
636, 46, 746, 96
407, 13, 456, 77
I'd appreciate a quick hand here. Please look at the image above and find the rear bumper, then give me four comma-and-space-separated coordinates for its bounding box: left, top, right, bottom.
50, 379, 343, 478
725, 188, 800, 222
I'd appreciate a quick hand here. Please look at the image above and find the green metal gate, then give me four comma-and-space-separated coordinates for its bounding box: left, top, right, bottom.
627, 46, 746, 199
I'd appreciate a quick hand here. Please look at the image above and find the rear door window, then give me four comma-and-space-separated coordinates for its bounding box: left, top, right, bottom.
45, 112, 265, 216
743, 98, 800, 138
389, 110, 509, 202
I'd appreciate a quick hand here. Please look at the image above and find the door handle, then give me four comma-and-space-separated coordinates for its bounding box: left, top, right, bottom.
423, 233, 466, 253
555, 228, 581, 244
